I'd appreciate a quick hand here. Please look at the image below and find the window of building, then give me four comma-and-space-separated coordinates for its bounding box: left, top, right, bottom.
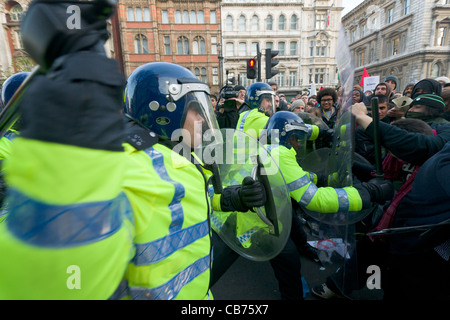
310, 41, 314, 56
177, 36, 189, 54
370, 47, 375, 62
195, 68, 207, 82
10, 5, 24, 22
279, 15, 285, 30
278, 42, 285, 55
360, 23, 366, 38
386, 7, 394, 24
175, 10, 182, 24
277, 72, 285, 87
266, 41, 273, 50
14, 30, 23, 49
226, 16, 233, 31
251, 15, 259, 31
315, 68, 325, 84
291, 14, 298, 30
164, 36, 171, 55
251, 42, 258, 56
238, 42, 247, 56
315, 40, 327, 56
431, 63, 442, 78
351, 29, 356, 42
143, 8, 150, 21
239, 15, 246, 31
358, 51, 365, 67
289, 71, 297, 87
226, 42, 234, 56
162, 10, 169, 24
210, 10, 217, 24
127, 8, 134, 21
198, 11, 204, 24
135, 8, 142, 21
190, 11, 197, 23
436, 26, 448, 46
135, 34, 148, 54
183, 10, 189, 24
392, 37, 400, 55
290, 41, 297, 55
403, 0, 410, 15
211, 36, 218, 54
193, 36, 206, 54
266, 15, 273, 30
127, 7, 150, 22
212, 68, 219, 85
201, 68, 207, 82
315, 14, 326, 29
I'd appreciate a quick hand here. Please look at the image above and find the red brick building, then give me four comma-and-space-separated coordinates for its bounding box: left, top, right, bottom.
114, 0, 222, 93
0, 0, 34, 80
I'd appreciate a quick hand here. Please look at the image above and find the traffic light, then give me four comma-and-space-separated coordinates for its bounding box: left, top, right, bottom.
247, 58, 257, 79
265, 49, 279, 79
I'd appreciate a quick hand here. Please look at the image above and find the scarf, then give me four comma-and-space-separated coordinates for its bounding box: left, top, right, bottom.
369, 153, 421, 242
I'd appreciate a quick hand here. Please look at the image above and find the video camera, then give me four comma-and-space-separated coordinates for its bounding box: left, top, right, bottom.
219, 73, 240, 111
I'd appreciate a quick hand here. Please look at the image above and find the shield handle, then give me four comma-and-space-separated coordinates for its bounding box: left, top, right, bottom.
251, 155, 280, 236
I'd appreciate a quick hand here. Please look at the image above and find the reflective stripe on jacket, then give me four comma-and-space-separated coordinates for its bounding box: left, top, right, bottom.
115, 143, 212, 300
268, 144, 363, 213
0, 137, 134, 299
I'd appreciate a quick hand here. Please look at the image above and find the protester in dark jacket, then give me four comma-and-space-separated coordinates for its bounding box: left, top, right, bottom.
352, 102, 450, 165
382, 141, 450, 300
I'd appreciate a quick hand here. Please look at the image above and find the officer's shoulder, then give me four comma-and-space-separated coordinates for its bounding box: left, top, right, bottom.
124, 116, 159, 150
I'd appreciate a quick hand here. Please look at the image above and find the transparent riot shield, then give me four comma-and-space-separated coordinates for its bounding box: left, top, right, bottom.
297, 25, 366, 299
295, 111, 329, 131
208, 129, 292, 262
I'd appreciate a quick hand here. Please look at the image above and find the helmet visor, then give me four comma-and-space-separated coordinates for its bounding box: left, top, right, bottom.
177, 90, 223, 150
285, 123, 308, 162
257, 91, 276, 116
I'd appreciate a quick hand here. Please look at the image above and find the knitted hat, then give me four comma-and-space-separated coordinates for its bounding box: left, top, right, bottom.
290, 99, 305, 109
435, 76, 450, 84
383, 75, 398, 89
410, 94, 445, 112
411, 78, 442, 98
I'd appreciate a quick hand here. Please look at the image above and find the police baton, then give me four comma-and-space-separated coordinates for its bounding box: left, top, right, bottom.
371, 96, 383, 179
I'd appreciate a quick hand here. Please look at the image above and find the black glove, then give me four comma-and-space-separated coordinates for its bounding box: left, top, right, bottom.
317, 128, 334, 148
355, 178, 394, 209
220, 177, 267, 212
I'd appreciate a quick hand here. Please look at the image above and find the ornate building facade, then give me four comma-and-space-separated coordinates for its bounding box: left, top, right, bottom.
221, 0, 342, 97
0, 0, 115, 82
0, 0, 32, 81
342, 0, 450, 91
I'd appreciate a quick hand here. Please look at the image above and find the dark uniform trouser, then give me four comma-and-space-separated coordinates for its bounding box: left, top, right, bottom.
210, 230, 303, 300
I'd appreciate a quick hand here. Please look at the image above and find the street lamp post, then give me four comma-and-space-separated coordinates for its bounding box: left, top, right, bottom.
217, 42, 223, 89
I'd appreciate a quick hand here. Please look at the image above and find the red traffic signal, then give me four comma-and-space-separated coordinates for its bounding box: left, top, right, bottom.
247, 58, 257, 79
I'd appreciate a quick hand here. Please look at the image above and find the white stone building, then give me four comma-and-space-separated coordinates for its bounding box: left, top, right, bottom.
221, 0, 343, 98
342, 0, 450, 92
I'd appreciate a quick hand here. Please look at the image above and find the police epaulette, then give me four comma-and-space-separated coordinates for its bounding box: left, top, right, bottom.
125, 116, 159, 150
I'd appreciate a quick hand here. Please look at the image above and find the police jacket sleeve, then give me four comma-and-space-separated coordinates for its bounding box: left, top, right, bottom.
364, 121, 450, 165
20, 52, 125, 151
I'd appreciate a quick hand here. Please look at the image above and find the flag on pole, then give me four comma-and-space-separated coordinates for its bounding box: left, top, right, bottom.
327, 0, 335, 28
308, 82, 316, 97
360, 67, 369, 87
